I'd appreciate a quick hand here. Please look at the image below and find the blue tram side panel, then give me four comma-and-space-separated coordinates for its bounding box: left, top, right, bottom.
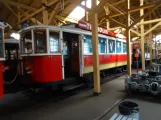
83, 35, 92, 54
108, 39, 115, 53
123, 42, 126, 53
83, 35, 126, 54
98, 37, 106, 53
116, 41, 122, 53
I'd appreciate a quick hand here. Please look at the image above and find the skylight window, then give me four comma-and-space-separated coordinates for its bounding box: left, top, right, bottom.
66, 0, 100, 22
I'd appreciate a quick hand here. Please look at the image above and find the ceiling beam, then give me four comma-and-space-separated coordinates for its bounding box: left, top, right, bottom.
145, 0, 158, 19
106, 15, 126, 28
48, 3, 60, 25
18, 8, 43, 25
13, 0, 58, 27
97, 1, 161, 21
55, 15, 77, 23
130, 29, 141, 36
0, 0, 37, 11
42, 0, 48, 25
93, 0, 125, 14
137, 18, 161, 25
2, 2, 17, 17
144, 21, 161, 36
128, 3, 161, 29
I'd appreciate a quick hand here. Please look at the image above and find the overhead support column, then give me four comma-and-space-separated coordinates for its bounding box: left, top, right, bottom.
85, 0, 89, 22
126, 0, 131, 75
17, 9, 20, 23
42, 0, 48, 25
140, 0, 145, 70
106, 20, 110, 30
149, 15, 153, 66
91, 0, 101, 95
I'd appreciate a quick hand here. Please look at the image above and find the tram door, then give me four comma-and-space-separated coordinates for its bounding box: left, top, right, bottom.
4, 43, 19, 83
63, 32, 80, 78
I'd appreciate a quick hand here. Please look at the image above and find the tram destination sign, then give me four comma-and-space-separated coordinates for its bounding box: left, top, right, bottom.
78, 20, 126, 40
78, 20, 108, 35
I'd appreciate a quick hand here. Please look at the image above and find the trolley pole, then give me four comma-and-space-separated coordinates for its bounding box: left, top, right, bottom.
91, 0, 101, 95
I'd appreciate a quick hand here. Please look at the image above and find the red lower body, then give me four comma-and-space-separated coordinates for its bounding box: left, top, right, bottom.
84, 54, 127, 66
22, 56, 62, 83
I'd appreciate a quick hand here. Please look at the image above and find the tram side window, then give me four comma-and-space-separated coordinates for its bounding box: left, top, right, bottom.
123, 42, 126, 53
116, 41, 122, 53
49, 31, 60, 53
34, 30, 47, 53
0, 29, 3, 57
99, 37, 107, 53
21, 31, 32, 54
108, 39, 115, 53
84, 35, 92, 54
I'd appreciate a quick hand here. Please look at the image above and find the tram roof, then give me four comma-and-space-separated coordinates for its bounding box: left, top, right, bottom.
18, 25, 126, 41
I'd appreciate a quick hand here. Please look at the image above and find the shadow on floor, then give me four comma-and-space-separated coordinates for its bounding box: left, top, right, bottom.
127, 92, 161, 104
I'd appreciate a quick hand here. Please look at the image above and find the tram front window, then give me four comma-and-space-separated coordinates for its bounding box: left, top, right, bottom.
21, 31, 32, 54
34, 30, 47, 53
49, 31, 60, 53
0, 29, 3, 57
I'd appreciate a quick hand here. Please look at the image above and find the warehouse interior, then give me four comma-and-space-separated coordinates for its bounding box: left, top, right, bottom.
0, 0, 161, 120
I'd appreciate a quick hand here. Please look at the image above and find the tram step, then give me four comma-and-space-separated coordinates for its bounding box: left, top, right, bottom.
63, 83, 84, 91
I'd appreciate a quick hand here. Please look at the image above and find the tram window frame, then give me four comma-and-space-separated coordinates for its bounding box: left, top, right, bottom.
116, 41, 122, 53
83, 35, 93, 54
21, 31, 32, 54
99, 37, 107, 54
108, 39, 115, 53
0, 28, 4, 57
123, 42, 126, 53
34, 29, 47, 54
49, 30, 60, 53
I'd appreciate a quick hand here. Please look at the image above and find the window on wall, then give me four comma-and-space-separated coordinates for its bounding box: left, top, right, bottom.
0, 29, 3, 57
116, 41, 122, 53
123, 42, 126, 53
99, 37, 107, 53
49, 31, 60, 53
108, 39, 115, 53
21, 31, 32, 54
84, 35, 92, 54
34, 30, 47, 53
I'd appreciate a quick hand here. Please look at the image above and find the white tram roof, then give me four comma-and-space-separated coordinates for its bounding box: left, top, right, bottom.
4, 38, 19, 44
0, 22, 5, 29
18, 25, 125, 42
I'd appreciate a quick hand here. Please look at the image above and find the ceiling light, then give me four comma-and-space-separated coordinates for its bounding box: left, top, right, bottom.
10, 33, 20, 40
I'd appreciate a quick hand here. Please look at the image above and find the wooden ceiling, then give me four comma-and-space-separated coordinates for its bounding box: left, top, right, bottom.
0, 0, 161, 38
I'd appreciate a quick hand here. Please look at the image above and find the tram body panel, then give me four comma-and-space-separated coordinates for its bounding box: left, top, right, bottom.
23, 56, 62, 83
84, 54, 127, 66
18, 24, 127, 87
83, 54, 127, 74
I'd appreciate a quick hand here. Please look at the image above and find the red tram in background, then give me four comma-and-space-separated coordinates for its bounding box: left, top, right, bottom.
18, 21, 127, 89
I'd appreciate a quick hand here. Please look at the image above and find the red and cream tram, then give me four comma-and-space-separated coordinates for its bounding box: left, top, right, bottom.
19, 21, 127, 88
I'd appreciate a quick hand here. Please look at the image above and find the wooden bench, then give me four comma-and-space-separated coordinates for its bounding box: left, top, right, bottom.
109, 113, 137, 120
